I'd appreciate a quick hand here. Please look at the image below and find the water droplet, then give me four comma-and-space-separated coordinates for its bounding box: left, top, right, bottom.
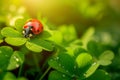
5, 55, 9, 57
56, 57, 59, 60
16, 64, 19, 67
84, 73, 86, 76
62, 74, 65, 77
74, 66, 76, 69
50, 59, 53, 61
16, 58, 19, 62
92, 62, 96, 66
56, 57, 59, 59
72, 74, 75, 77
14, 56, 19, 62
59, 64, 61, 66
62, 66, 64, 68
66, 70, 69, 73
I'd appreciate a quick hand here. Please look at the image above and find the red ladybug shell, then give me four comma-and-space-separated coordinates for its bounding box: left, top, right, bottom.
23, 19, 43, 34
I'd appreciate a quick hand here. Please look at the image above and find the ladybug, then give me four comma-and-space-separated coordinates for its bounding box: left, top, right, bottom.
23, 19, 43, 38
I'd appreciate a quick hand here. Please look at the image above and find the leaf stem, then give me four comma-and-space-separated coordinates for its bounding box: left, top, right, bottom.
85, 62, 100, 78
39, 66, 51, 80
18, 64, 23, 77
33, 54, 40, 71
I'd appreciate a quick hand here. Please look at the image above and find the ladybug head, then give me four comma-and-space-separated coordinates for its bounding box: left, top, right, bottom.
23, 25, 33, 38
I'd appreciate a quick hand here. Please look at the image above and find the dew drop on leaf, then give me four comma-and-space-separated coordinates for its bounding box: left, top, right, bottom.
84, 73, 86, 76
72, 74, 75, 77
74, 66, 76, 69
92, 62, 96, 66
5, 55, 9, 57
66, 70, 69, 73
50, 59, 53, 61
62, 66, 65, 68
13, 56, 19, 62
16, 64, 19, 68
62, 74, 65, 77
16, 58, 19, 62
59, 64, 61, 66
56, 57, 59, 60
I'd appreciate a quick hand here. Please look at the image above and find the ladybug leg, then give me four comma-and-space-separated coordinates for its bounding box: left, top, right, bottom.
29, 33, 33, 37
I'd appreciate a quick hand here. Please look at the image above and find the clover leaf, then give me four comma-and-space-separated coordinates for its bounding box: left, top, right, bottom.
15, 18, 26, 32
48, 53, 75, 76
1, 19, 53, 52
48, 52, 93, 80
87, 41, 114, 66
85, 70, 110, 80
76, 53, 92, 68
1, 27, 23, 37
48, 71, 71, 80
98, 50, 114, 66
0, 72, 27, 80
0, 46, 24, 70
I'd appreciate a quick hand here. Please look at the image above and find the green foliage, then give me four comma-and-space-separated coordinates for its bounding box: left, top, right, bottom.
0, 72, 27, 80
86, 70, 110, 80
0, 46, 24, 70
49, 71, 71, 80
0, 0, 119, 80
47, 28, 115, 80
1, 27, 23, 37
76, 53, 92, 68
98, 50, 114, 66
0, 20, 115, 80
1, 19, 53, 52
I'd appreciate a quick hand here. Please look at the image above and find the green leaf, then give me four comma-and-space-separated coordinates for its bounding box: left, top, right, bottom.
98, 60, 111, 66
15, 19, 26, 32
48, 57, 68, 75
37, 30, 51, 39
99, 50, 114, 61
87, 41, 103, 58
74, 47, 87, 57
76, 53, 92, 68
7, 51, 24, 70
58, 25, 77, 42
26, 41, 42, 52
86, 70, 110, 80
5, 37, 27, 46
0, 46, 24, 70
98, 50, 114, 66
0, 72, 16, 80
27, 38, 53, 52
49, 31, 63, 44
1, 27, 23, 37
0, 46, 13, 70
57, 53, 75, 75
17, 77, 28, 80
48, 71, 71, 80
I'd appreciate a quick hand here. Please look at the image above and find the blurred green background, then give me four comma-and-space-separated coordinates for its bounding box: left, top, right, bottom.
0, 0, 120, 35
0, 0, 120, 80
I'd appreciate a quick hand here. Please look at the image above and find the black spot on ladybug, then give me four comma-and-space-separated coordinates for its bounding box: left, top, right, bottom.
37, 30, 39, 32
